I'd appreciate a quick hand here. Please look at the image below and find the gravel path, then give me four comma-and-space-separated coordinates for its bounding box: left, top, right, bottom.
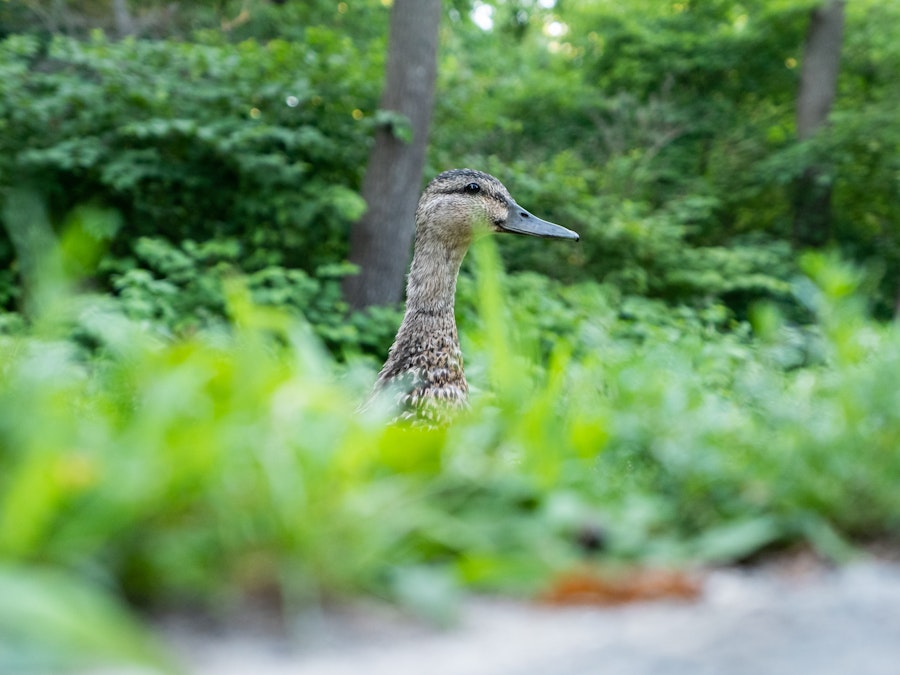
162, 559, 900, 675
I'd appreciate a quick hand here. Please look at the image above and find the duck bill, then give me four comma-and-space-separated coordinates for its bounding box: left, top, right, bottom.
501, 204, 579, 241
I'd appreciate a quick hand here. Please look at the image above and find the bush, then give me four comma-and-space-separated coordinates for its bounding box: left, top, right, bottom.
0, 31, 409, 356
0, 31, 377, 296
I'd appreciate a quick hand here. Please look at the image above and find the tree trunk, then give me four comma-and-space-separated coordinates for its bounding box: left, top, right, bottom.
112, 0, 137, 37
792, 0, 846, 248
895, 279, 900, 322
343, 0, 442, 310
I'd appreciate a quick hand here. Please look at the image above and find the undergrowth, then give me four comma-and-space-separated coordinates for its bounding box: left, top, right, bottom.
1, 236, 900, 672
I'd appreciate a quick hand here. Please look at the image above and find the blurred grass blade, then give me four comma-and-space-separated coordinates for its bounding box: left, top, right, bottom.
469, 236, 527, 400
59, 203, 122, 279
0, 565, 178, 674
691, 517, 784, 563
1, 188, 65, 320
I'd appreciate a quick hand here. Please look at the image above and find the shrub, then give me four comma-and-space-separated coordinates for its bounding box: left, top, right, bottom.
0, 31, 377, 295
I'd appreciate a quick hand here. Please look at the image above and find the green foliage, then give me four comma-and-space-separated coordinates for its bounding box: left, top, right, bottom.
434, 5, 803, 309
0, 28, 406, 354
5, 0, 900, 329
3, 3, 900, 665
2, 249, 900, 668
0, 565, 176, 673
433, 0, 900, 314
0, 30, 376, 288
105, 235, 398, 354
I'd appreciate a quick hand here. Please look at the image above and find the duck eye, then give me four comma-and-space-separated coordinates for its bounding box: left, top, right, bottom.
464, 182, 481, 194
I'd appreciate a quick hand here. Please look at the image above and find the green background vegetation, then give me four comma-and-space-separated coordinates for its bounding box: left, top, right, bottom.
1, 0, 899, 671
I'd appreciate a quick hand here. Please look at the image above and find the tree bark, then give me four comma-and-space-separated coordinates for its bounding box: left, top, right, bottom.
792, 0, 846, 248
343, 0, 442, 310
112, 0, 137, 37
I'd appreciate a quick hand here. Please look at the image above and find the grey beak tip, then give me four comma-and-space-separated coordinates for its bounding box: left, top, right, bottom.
504, 204, 581, 241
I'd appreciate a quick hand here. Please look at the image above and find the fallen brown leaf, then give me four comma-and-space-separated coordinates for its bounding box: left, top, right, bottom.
540, 567, 703, 606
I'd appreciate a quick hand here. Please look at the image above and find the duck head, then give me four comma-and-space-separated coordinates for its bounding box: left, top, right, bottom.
415, 169, 579, 251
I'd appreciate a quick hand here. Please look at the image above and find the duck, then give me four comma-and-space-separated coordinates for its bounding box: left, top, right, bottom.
373, 168, 579, 423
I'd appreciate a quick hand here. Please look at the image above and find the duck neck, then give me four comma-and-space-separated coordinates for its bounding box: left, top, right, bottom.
403, 235, 467, 317
375, 232, 470, 408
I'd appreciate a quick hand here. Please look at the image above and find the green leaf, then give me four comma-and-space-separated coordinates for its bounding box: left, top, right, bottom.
373, 109, 413, 144
0, 566, 177, 674
691, 518, 784, 563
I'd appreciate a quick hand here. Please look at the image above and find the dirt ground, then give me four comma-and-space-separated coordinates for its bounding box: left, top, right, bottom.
160, 556, 900, 675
